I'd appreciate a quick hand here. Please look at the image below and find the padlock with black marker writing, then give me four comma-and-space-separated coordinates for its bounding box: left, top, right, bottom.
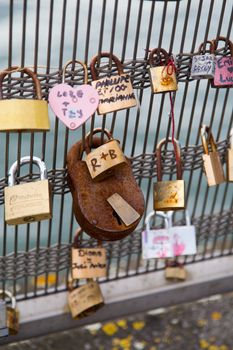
191, 40, 216, 79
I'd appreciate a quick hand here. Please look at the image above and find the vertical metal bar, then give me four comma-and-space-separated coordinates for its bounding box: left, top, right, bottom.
58, 0, 67, 70
84, 0, 93, 64
71, 0, 80, 62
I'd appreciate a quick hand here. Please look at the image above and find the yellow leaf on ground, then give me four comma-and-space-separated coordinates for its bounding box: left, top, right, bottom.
149, 347, 157, 350
117, 319, 128, 329
209, 346, 219, 350
199, 339, 209, 349
102, 322, 118, 336
132, 321, 145, 331
219, 346, 229, 350
154, 338, 161, 344
197, 319, 208, 328
211, 312, 222, 321
119, 335, 132, 349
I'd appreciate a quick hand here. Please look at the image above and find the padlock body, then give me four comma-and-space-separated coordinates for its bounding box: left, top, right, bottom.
227, 148, 233, 182
212, 56, 233, 87
165, 266, 186, 281
4, 179, 52, 225
91, 74, 137, 115
142, 228, 173, 259
202, 152, 225, 186
0, 100, 50, 131
85, 140, 127, 181
0, 301, 8, 338
7, 307, 19, 335
68, 281, 104, 319
72, 247, 107, 279
169, 225, 197, 256
149, 66, 178, 93
191, 54, 215, 79
154, 180, 185, 211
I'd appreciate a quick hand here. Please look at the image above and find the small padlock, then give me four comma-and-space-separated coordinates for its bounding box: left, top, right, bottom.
142, 211, 172, 259
148, 48, 178, 93
68, 277, 104, 319
90, 52, 137, 115
0, 300, 8, 338
4, 156, 52, 225
211, 36, 233, 88
85, 128, 127, 181
71, 228, 107, 279
200, 125, 225, 186
154, 137, 185, 211
227, 128, 233, 182
0, 67, 50, 131
165, 261, 187, 281
190, 40, 216, 79
0, 290, 19, 335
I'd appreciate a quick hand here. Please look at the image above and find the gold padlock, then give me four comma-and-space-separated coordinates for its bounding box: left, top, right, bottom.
148, 48, 178, 93
154, 137, 185, 211
85, 128, 127, 181
200, 125, 225, 186
227, 128, 233, 182
90, 52, 137, 115
71, 228, 107, 280
4, 156, 52, 225
68, 277, 104, 319
0, 67, 50, 131
0, 290, 19, 335
165, 261, 187, 281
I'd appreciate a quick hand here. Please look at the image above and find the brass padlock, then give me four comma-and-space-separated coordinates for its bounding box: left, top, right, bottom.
148, 48, 178, 93
71, 228, 107, 279
227, 128, 233, 182
0, 290, 19, 335
90, 52, 137, 114
4, 156, 52, 225
154, 137, 185, 211
191, 40, 216, 79
85, 128, 127, 181
68, 277, 104, 319
0, 300, 8, 338
165, 261, 187, 281
200, 125, 225, 186
0, 67, 50, 131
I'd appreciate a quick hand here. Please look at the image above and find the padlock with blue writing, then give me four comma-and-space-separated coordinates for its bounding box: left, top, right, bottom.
191, 40, 216, 79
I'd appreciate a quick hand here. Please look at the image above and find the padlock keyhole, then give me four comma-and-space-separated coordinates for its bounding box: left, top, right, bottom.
112, 210, 122, 225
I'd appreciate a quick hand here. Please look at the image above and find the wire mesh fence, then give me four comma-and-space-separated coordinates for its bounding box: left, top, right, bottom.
0, 0, 232, 301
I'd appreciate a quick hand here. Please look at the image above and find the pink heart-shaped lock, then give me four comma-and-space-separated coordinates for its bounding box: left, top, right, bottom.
49, 83, 99, 130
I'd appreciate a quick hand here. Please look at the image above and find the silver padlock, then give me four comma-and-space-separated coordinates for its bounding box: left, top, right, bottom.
0, 300, 8, 338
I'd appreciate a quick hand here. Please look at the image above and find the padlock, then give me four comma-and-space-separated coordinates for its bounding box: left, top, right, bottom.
154, 137, 185, 211
71, 228, 107, 279
0, 67, 50, 131
4, 156, 52, 225
200, 125, 225, 186
90, 52, 137, 114
165, 261, 187, 281
211, 36, 233, 88
68, 277, 104, 319
227, 128, 233, 182
148, 48, 178, 93
190, 40, 216, 79
85, 128, 127, 181
142, 211, 172, 259
0, 290, 19, 335
0, 300, 8, 338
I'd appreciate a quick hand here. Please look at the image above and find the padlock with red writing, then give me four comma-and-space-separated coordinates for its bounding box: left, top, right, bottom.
211, 36, 233, 87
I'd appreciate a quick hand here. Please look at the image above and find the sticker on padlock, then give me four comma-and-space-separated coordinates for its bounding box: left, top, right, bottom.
200, 125, 225, 186
71, 229, 107, 280
191, 40, 216, 79
4, 156, 52, 225
154, 137, 185, 211
0, 290, 19, 336
85, 128, 127, 181
227, 128, 233, 182
90, 52, 137, 115
0, 67, 50, 131
148, 48, 178, 93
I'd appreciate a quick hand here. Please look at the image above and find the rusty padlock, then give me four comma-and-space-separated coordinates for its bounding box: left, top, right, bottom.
227, 128, 233, 182
191, 40, 216, 79
0, 67, 50, 131
90, 52, 137, 114
85, 128, 127, 181
0, 290, 19, 335
4, 156, 52, 225
148, 48, 178, 93
200, 125, 225, 186
154, 137, 185, 211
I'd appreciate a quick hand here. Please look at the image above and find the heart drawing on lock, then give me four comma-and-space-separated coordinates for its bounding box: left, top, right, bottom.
49, 84, 99, 130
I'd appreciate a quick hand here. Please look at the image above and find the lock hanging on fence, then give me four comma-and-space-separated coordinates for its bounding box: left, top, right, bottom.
227, 128, 233, 182
165, 261, 187, 281
4, 156, 52, 225
71, 228, 107, 280
90, 52, 137, 115
148, 48, 178, 93
85, 128, 127, 181
68, 276, 104, 319
190, 40, 216, 79
0, 67, 50, 131
154, 137, 185, 211
0, 290, 19, 336
200, 125, 225, 186
0, 299, 8, 338
211, 36, 233, 88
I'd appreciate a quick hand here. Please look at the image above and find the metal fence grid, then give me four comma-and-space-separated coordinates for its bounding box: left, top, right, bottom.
0, 0, 232, 301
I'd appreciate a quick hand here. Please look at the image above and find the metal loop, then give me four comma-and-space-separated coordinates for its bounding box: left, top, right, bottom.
90, 52, 124, 80
84, 128, 113, 155
200, 125, 217, 155
0, 290, 16, 309
62, 60, 88, 84
211, 36, 233, 55
145, 211, 169, 232
148, 48, 170, 67
198, 40, 215, 54
168, 210, 191, 227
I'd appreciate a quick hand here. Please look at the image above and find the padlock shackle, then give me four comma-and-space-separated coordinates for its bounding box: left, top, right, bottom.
148, 48, 170, 67
90, 52, 124, 80
198, 40, 215, 54
8, 156, 48, 187
0, 66, 42, 100
73, 228, 102, 248
62, 60, 88, 84
211, 36, 233, 56
85, 128, 113, 155
145, 210, 169, 232
68, 273, 94, 291
156, 137, 183, 181
0, 290, 16, 309
200, 125, 217, 155
167, 210, 192, 227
